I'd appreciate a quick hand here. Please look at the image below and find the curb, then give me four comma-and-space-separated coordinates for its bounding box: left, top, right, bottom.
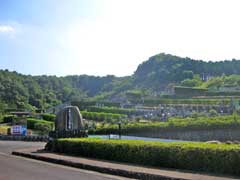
0, 135, 49, 142
12, 151, 186, 180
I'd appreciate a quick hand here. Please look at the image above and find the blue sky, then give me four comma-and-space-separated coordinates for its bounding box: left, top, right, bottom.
1, 0, 240, 76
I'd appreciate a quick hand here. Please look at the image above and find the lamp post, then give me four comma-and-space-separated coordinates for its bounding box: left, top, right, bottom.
118, 121, 122, 139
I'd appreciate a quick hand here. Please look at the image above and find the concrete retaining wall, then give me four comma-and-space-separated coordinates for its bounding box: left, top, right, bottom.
127, 128, 240, 141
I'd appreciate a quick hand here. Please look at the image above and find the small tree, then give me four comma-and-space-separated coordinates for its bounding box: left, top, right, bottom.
34, 123, 52, 135
209, 109, 218, 117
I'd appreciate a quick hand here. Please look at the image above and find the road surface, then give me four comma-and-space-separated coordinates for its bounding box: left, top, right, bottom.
0, 141, 132, 180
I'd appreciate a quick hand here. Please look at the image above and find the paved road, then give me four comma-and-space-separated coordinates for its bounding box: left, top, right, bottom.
0, 141, 132, 180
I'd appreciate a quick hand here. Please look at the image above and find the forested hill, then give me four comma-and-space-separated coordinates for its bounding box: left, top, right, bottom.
133, 53, 240, 89
2, 53, 240, 110
0, 70, 119, 110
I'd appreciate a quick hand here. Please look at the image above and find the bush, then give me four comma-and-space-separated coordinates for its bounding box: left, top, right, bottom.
34, 122, 52, 135
81, 111, 127, 121
71, 101, 120, 110
0, 126, 10, 135
131, 98, 230, 106
92, 115, 240, 135
87, 106, 135, 115
3, 115, 15, 123
174, 86, 208, 97
48, 138, 240, 176
27, 118, 54, 130
209, 109, 218, 117
42, 113, 56, 122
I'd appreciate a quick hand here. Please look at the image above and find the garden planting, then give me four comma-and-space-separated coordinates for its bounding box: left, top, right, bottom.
90, 115, 240, 134
47, 138, 240, 176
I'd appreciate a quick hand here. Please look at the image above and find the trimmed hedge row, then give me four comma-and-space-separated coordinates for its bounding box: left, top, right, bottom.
131, 98, 230, 106
174, 86, 208, 96
206, 91, 240, 96
90, 115, 240, 134
86, 106, 135, 115
47, 138, 240, 176
81, 111, 127, 121
42, 113, 56, 122
27, 118, 54, 129
71, 101, 120, 110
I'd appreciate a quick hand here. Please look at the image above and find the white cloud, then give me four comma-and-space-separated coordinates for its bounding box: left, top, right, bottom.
0, 25, 15, 33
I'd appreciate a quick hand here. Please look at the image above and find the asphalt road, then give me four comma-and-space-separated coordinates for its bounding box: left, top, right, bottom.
0, 141, 132, 180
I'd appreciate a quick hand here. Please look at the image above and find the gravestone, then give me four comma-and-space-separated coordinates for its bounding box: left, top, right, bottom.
52, 106, 87, 138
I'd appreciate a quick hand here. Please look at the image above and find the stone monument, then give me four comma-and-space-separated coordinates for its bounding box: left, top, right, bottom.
51, 106, 87, 138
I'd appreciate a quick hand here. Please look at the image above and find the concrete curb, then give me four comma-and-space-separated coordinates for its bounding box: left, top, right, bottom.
0, 135, 49, 142
12, 151, 185, 180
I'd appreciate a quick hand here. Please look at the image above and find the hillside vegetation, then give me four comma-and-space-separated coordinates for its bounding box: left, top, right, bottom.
1, 53, 240, 110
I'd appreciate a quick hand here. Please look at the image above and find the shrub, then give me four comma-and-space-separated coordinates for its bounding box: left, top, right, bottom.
92, 115, 240, 135
47, 138, 240, 176
81, 111, 127, 122
71, 101, 120, 110
27, 118, 54, 130
42, 113, 56, 122
3, 115, 15, 123
209, 109, 218, 117
174, 86, 208, 97
131, 98, 230, 106
34, 122, 52, 135
0, 126, 10, 135
87, 106, 135, 115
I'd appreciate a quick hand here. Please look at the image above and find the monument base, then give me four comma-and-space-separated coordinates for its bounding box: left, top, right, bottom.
49, 130, 88, 138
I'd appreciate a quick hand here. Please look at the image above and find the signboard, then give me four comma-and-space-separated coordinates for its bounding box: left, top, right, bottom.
11, 125, 27, 136
109, 134, 121, 139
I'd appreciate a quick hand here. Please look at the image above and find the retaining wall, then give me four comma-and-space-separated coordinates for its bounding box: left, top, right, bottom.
127, 128, 240, 141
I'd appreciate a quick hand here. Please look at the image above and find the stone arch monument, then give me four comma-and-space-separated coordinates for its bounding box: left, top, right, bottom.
51, 106, 87, 138
55, 106, 84, 131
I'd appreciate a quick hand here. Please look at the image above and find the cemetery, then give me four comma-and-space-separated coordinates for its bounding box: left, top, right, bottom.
2, 98, 240, 176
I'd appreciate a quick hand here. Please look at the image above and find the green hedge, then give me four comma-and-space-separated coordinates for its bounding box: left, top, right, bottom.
206, 91, 240, 96
130, 98, 230, 106
47, 138, 240, 176
81, 111, 127, 121
71, 101, 120, 110
174, 86, 208, 97
86, 106, 135, 115
42, 113, 56, 122
27, 118, 54, 130
3, 115, 15, 123
91, 115, 240, 134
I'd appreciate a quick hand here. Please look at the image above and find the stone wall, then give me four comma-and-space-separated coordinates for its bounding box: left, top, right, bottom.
127, 128, 240, 141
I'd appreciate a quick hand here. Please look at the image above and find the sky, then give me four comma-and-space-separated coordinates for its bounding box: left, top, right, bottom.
1, 0, 240, 77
